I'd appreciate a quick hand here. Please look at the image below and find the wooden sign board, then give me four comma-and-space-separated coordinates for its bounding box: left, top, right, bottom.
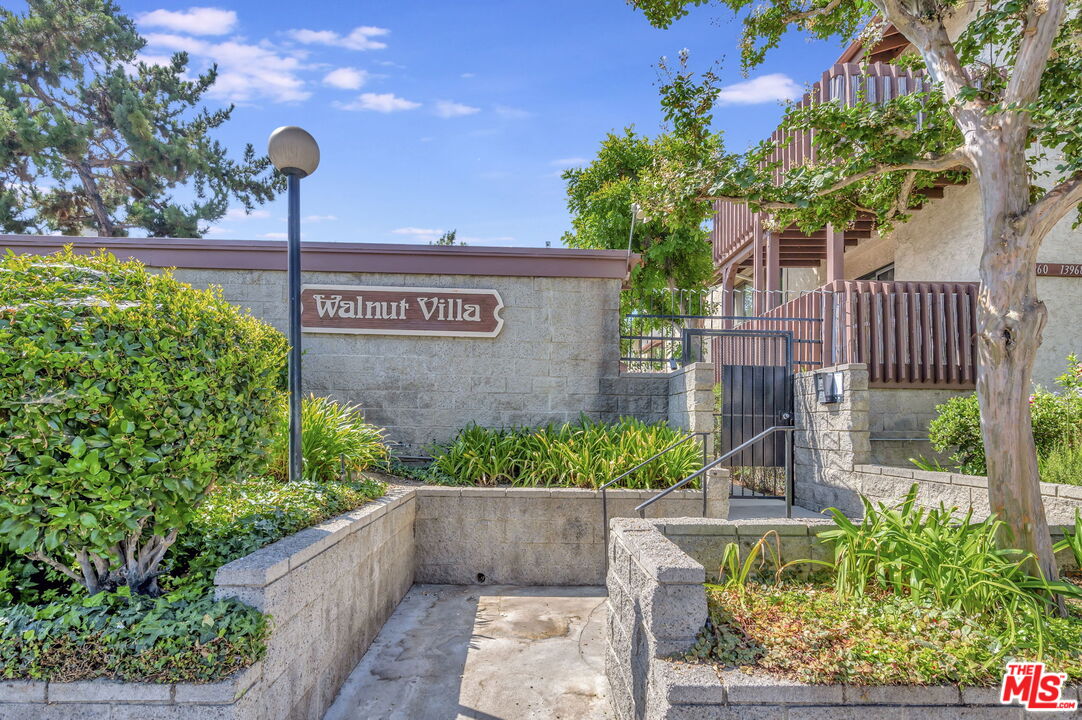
1036, 263, 1082, 278
301, 285, 504, 337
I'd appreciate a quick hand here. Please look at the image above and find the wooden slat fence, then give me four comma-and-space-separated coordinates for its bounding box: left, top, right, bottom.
726, 280, 979, 388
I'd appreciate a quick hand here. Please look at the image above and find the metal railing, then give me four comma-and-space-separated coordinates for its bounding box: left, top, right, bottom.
634, 425, 796, 519
599, 431, 709, 571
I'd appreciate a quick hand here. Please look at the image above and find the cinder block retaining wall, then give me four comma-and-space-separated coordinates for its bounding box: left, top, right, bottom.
0, 485, 729, 719
606, 517, 1081, 720
794, 363, 1082, 522
413, 485, 727, 585
0, 487, 416, 720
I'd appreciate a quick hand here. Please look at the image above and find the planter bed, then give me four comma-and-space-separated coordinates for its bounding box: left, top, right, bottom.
606, 517, 1082, 720
0, 485, 414, 720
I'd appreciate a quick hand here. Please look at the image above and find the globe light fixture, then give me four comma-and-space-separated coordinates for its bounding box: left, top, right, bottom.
267, 126, 320, 483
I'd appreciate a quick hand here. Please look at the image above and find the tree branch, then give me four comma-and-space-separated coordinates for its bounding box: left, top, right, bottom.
1005, 0, 1067, 108
1026, 173, 1082, 240
28, 551, 84, 586
783, 0, 843, 23
703, 149, 971, 209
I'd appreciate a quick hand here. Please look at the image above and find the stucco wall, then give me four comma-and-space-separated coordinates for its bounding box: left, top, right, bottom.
173, 267, 635, 452
892, 180, 1081, 388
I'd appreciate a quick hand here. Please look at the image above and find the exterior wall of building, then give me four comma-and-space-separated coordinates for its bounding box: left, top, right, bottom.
891, 179, 1081, 388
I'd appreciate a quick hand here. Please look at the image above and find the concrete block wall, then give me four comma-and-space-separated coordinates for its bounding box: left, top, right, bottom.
213, 486, 416, 720
604, 518, 1082, 720
174, 268, 628, 452
666, 363, 715, 451
606, 518, 707, 720
793, 363, 873, 516
867, 386, 967, 466
413, 486, 727, 586
854, 464, 1082, 526
795, 363, 1082, 522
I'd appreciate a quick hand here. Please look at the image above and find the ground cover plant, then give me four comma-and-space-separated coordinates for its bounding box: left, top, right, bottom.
0, 476, 384, 682
925, 355, 1082, 481
686, 489, 1082, 686
424, 416, 702, 488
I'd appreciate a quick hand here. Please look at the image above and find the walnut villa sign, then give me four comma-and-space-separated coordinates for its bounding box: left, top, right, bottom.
301, 285, 505, 337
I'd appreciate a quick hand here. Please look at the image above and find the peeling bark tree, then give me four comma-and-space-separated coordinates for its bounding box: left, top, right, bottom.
631, 0, 1082, 584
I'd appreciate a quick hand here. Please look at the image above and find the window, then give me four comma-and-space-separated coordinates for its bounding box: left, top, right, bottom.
858, 263, 895, 282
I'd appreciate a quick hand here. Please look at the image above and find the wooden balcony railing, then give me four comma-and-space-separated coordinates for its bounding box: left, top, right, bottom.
737, 280, 979, 388
713, 62, 930, 268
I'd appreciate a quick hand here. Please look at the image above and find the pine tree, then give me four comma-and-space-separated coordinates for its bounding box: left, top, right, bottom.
0, 0, 281, 237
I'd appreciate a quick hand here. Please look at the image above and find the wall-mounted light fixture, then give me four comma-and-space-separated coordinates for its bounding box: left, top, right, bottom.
816, 370, 844, 404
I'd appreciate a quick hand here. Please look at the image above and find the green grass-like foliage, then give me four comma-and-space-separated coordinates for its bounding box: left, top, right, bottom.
1038, 443, 1082, 487
429, 417, 702, 488
0, 249, 287, 594
267, 395, 388, 483
820, 488, 1082, 654
0, 477, 385, 682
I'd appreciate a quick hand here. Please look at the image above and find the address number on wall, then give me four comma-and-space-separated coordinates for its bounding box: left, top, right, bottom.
1036, 263, 1082, 277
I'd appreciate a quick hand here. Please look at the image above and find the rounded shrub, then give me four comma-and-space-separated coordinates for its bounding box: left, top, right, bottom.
0, 249, 287, 595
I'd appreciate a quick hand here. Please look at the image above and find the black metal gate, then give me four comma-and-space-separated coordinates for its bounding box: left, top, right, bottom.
684, 329, 795, 498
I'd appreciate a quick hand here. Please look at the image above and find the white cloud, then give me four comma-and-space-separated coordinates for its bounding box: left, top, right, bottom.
391, 227, 444, 242
493, 104, 532, 120
290, 26, 390, 51
336, 92, 420, 112
204, 225, 233, 236
304, 215, 338, 222
322, 67, 369, 90
716, 73, 802, 105
460, 72, 476, 79
550, 157, 587, 167
138, 7, 237, 36
144, 33, 310, 103
225, 208, 271, 220
434, 100, 480, 118
262, 232, 288, 239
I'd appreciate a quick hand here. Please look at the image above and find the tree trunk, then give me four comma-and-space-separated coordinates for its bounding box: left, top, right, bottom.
971, 130, 1059, 585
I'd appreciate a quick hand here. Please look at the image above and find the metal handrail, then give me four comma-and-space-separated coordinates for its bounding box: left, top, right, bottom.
635, 425, 796, 518
600, 431, 710, 572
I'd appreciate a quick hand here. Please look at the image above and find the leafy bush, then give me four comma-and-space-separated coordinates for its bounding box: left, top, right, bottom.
0, 477, 385, 682
267, 395, 387, 483
1038, 443, 1082, 487
928, 358, 1082, 476
429, 416, 702, 488
0, 249, 287, 595
689, 492, 1082, 686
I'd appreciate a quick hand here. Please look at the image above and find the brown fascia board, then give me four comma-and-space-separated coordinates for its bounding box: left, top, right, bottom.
0, 235, 641, 284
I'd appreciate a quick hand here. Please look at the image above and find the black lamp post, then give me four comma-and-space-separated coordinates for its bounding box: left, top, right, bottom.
267, 126, 320, 483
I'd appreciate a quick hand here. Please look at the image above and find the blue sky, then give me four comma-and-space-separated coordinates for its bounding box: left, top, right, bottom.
120, 1, 847, 246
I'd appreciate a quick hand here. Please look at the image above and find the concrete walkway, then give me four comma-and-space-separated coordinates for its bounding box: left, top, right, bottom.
728, 496, 822, 520
323, 585, 612, 720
